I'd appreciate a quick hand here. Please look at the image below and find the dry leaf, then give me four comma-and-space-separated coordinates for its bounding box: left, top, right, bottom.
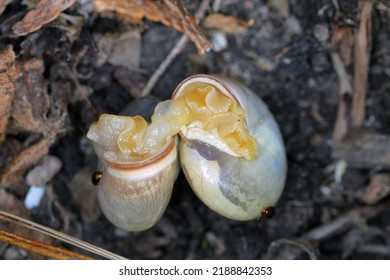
0, 45, 16, 72
12, 0, 76, 36
0, 72, 14, 142
0, 46, 19, 143
203, 13, 254, 35
92, 0, 211, 53
12, 59, 51, 134
0, 0, 12, 15
11, 59, 68, 136
1, 57, 68, 191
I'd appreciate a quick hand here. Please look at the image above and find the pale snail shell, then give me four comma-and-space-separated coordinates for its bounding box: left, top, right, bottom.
87, 112, 179, 232
172, 75, 287, 221
97, 139, 178, 231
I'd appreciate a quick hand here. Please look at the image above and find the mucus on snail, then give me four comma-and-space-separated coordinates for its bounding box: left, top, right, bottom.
86, 74, 287, 231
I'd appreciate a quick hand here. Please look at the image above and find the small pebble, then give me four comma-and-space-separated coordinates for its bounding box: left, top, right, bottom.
25, 155, 62, 186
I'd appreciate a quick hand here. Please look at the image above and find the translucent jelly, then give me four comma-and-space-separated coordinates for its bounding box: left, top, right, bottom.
87, 84, 258, 162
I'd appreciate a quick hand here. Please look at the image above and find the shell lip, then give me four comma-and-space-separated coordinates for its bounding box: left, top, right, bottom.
172, 74, 240, 105
105, 137, 177, 171
172, 74, 245, 158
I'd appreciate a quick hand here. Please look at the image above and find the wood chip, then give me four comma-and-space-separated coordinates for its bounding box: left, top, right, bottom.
203, 13, 254, 34
12, 0, 76, 36
0, 46, 18, 143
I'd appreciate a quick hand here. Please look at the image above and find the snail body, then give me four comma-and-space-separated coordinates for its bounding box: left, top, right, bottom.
172, 75, 287, 221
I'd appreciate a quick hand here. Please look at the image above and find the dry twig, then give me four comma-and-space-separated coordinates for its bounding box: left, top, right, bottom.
0, 210, 127, 260
0, 229, 93, 260
331, 52, 352, 142
331, 0, 375, 141
140, 0, 211, 97
351, 0, 374, 128
140, 34, 189, 97
302, 203, 390, 241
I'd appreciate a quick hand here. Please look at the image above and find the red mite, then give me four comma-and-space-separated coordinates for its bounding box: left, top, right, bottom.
92, 171, 103, 185
261, 207, 275, 219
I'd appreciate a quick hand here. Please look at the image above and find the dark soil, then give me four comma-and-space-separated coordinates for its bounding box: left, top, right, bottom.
1, 0, 390, 260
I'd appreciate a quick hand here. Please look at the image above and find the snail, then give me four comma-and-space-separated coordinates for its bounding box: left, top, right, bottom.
86, 74, 287, 231
86, 113, 179, 231
171, 75, 287, 221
